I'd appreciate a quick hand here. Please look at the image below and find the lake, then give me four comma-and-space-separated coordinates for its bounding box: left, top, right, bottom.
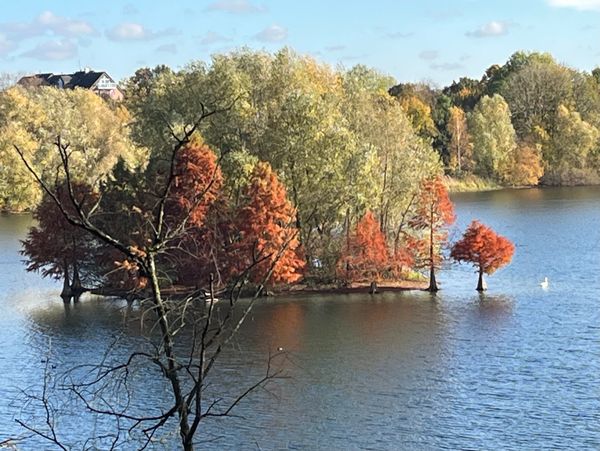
1, 187, 600, 450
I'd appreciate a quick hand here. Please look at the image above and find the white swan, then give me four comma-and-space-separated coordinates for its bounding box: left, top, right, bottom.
540, 277, 549, 289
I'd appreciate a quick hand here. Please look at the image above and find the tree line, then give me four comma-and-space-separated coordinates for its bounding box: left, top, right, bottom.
390, 51, 600, 186
0, 48, 524, 293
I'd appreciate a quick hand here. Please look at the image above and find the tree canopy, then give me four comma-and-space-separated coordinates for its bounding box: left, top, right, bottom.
451, 220, 515, 291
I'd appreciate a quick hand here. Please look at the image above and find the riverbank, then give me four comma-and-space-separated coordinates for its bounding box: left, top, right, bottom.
89, 279, 429, 301
277, 280, 428, 296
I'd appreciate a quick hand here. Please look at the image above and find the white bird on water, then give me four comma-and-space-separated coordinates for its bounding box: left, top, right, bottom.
540, 277, 549, 289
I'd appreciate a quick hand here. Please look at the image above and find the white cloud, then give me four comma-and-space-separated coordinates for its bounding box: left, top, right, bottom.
548, 0, 600, 10
206, 0, 266, 14
22, 39, 77, 61
199, 31, 232, 45
419, 50, 439, 61
38, 11, 94, 36
106, 23, 176, 41
0, 11, 95, 40
466, 21, 509, 38
325, 45, 346, 52
107, 22, 146, 40
254, 24, 287, 42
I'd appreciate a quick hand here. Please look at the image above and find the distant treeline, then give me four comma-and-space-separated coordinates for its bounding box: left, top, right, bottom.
389, 51, 600, 187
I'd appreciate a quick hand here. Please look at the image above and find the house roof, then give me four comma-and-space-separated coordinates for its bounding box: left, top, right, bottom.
65, 71, 106, 89
17, 70, 117, 90
17, 73, 54, 88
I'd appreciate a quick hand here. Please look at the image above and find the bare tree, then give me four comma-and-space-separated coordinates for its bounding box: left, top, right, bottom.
13, 105, 296, 450
0, 72, 24, 91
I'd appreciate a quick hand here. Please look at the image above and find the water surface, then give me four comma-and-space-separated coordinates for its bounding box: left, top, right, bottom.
1, 187, 600, 450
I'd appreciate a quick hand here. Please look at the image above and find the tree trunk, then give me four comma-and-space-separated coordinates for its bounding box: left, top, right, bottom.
71, 262, 83, 296
147, 254, 192, 451
427, 205, 438, 292
427, 265, 438, 292
60, 264, 71, 300
369, 281, 378, 294
476, 269, 487, 291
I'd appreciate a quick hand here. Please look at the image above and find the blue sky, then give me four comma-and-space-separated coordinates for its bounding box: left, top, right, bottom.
1, 0, 599, 86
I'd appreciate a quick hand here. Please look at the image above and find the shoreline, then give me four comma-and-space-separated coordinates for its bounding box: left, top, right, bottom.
89, 280, 429, 300
275, 280, 428, 296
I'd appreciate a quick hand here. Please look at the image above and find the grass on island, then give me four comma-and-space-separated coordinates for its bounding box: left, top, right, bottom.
445, 174, 502, 193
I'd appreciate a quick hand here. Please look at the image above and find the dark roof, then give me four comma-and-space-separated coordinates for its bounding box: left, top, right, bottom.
64, 71, 105, 89
17, 73, 53, 88
17, 70, 115, 90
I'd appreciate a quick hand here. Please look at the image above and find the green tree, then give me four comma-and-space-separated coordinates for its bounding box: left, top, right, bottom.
342, 74, 439, 252
442, 77, 484, 112
592, 67, 600, 86
469, 94, 517, 181
483, 51, 555, 96
500, 58, 573, 138
540, 105, 600, 184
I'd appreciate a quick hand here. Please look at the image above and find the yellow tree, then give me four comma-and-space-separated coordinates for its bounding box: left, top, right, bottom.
0, 86, 146, 211
503, 141, 544, 186
447, 106, 472, 174
399, 95, 438, 140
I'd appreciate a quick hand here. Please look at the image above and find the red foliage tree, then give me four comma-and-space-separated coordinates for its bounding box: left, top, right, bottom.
168, 141, 223, 229
409, 176, 455, 291
164, 142, 227, 287
338, 210, 389, 283
21, 183, 98, 297
230, 162, 305, 286
389, 243, 415, 279
451, 220, 515, 291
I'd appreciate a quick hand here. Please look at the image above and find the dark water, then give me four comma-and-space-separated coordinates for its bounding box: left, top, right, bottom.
1, 187, 600, 450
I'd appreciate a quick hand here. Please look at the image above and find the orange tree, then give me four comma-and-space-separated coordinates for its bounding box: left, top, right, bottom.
230, 162, 305, 286
164, 141, 226, 286
409, 176, 455, 291
450, 220, 515, 291
337, 210, 388, 283
167, 141, 223, 229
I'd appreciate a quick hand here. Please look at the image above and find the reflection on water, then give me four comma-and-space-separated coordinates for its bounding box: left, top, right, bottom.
2, 188, 600, 449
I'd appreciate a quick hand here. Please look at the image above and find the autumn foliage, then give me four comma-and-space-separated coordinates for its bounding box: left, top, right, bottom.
338, 211, 389, 283
162, 142, 227, 286
168, 141, 223, 228
21, 183, 97, 294
451, 220, 515, 290
230, 162, 305, 285
409, 176, 455, 291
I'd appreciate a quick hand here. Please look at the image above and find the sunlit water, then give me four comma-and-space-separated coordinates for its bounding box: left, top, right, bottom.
1, 187, 600, 450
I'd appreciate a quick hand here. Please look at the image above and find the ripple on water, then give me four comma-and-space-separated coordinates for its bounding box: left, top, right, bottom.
1, 188, 600, 449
